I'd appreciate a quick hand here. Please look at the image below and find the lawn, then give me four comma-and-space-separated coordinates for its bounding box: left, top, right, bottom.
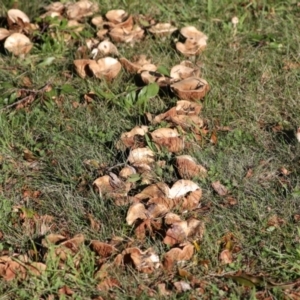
0, 0, 300, 299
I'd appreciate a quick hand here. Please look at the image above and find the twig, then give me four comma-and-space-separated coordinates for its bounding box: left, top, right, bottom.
1, 82, 52, 111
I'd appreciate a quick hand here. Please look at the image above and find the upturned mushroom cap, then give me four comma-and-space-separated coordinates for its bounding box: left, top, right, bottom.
180, 26, 205, 40
66, 0, 99, 20
95, 57, 122, 80
91, 15, 104, 28
105, 9, 128, 24
148, 23, 177, 37
176, 26, 208, 56
176, 38, 207, 56
170, 64, 200, 80
7, 9, 30, 27
45, 2, 65, 13
119, 55, 155, 73
74, 59, 94, 78
0, 28, 10, 41
140, 71, 173, 86
176, 155, 207, 179
97, 40, 119, 56
109, 26, 144, 44
4, 33, 33, 56
171, 77, 210, 101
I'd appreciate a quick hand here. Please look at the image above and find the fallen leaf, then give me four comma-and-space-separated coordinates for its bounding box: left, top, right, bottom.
211, 181, 228, 196
219, 249, 232, 264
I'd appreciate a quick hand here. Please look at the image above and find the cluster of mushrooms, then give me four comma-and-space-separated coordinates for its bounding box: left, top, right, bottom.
0, 0, 211, 286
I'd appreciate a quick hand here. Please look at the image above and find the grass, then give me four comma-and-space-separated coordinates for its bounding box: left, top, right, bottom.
1, 0, 300, 298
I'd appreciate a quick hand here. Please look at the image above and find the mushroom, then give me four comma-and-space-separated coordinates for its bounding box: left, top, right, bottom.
176, 26, 208, 57
7, 9, 30, 27
4, 33, 33, 56
0, 28, 10, 41
148, 23, 177, 38
171, 77, 210, 101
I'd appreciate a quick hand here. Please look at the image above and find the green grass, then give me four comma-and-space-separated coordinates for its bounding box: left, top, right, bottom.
1, 0, 300, 298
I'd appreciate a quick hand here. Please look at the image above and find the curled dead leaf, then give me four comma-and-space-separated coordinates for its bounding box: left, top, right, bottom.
163, 242, 194, 271
211, 181, 228, 196
128, 147, 155, 170
126, 203, 147, 225
115, 247, 160, 273
117, 125, 148, 149
176, 155, 207, 179
90, 240, 117, 257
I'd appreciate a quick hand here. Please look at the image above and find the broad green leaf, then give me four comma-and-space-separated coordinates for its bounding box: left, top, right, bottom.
60, 84, 76, 94
139, 83, 159, 99
127, 173, 141, 183
157, 65, 170, 76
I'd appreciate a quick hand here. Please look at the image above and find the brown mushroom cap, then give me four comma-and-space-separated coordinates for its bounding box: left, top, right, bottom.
4, 33, 33, 56
171, 77, 210, 101
95, 57, 122, 80
170, 64, 200, 80
66, 0, 99, 20
7, 9, 30, 26
148, 23, 177, 37
45, 2, 65, 13
105, 9, 128, 24
97, 40, 119, 56
109, 26, 144, 44
0, 28, 10, 41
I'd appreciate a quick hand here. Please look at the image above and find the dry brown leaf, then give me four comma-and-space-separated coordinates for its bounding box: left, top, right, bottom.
173, 281, 192, 292
97, 277, 120, 291
91, 240, 117, 257
135, 182, 170, 200
117, 125, 148, 149
119, 165, 136, 180
168, 179, 200, 199
219, 249, 232, 264
87, 213, 101, 231
114, 247, 160, 273
163, 242, 194, 271
127, 147, 155, 170
93, 175, 115, 196
58, 285, 74, 296
176, 155, 207, 179
126, 203, 147, 225
211, 181, 228, 196
267, 215, 285, 228
157, 283, 172, 296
